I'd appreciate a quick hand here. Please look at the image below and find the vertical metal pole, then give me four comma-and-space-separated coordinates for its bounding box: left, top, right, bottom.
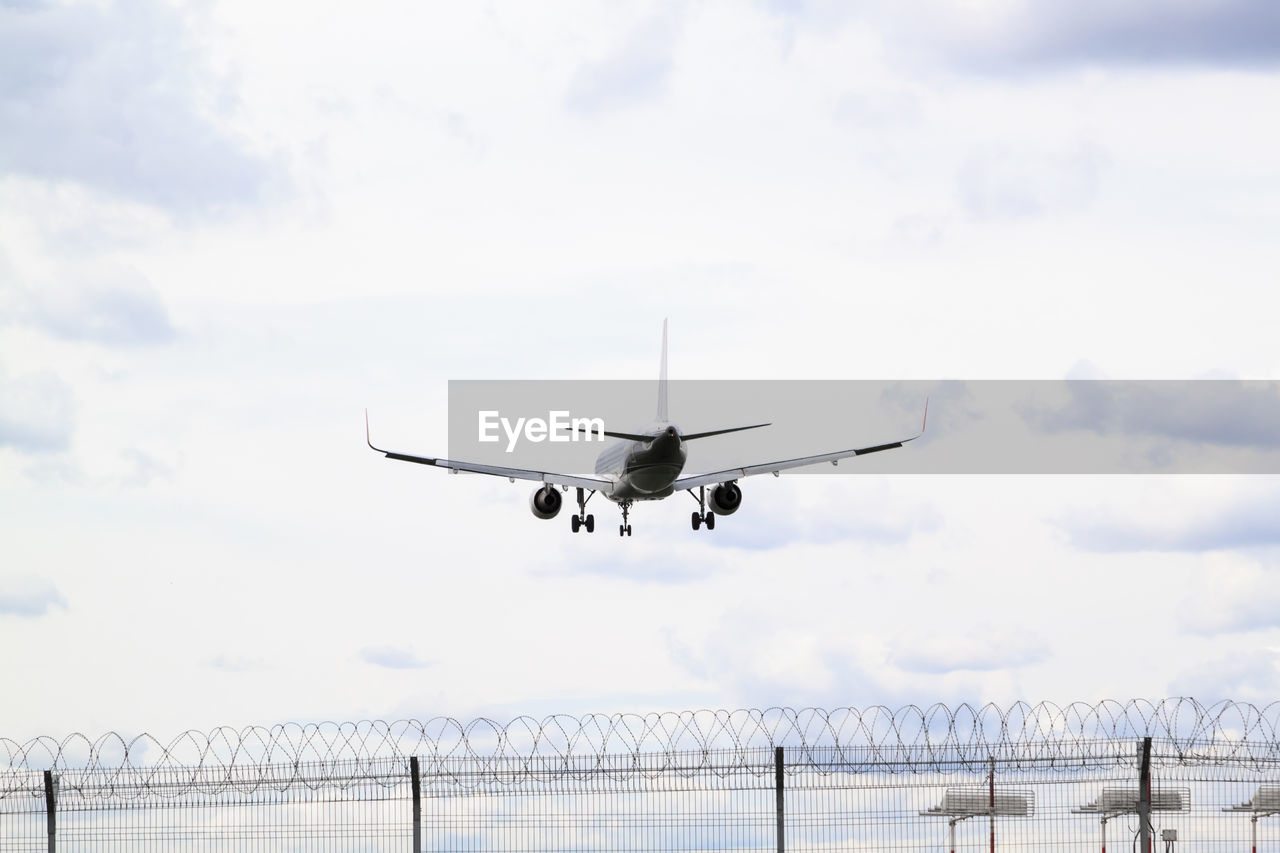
410, 756, 422, 853
1101, 816, 1108, 853
42, 770, 56, 853
1138, 737, 1152, 853
774, 746, 785, 853
989, 756, 996, 853
949, 818, 957, 853
1252, 814, 1257, 853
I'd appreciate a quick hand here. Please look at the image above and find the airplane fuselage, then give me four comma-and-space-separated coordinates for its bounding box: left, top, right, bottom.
594, 424, 687, 500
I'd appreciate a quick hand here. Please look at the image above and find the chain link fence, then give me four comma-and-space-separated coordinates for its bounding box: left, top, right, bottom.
4, 700, 1280, 851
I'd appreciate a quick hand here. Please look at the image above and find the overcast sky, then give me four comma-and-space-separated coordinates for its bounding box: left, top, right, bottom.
2, 0, 1279, 746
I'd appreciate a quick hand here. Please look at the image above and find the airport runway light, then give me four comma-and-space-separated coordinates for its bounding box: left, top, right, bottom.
920, 787, 1034, 852
1223, 784, 1280, 853
1073, 787, 1190, 853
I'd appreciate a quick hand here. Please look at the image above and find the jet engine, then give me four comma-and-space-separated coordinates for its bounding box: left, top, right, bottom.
709, 481, 742, 516
530, 485, 563, 519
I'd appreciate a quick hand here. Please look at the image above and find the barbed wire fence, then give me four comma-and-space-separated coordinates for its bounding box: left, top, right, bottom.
4, 699, 1280, 851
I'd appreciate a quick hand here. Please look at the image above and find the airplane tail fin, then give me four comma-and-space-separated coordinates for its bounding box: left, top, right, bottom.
656, 318, 669, 423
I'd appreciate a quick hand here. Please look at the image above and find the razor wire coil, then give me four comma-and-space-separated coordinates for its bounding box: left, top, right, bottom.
4, 699, 1280, 803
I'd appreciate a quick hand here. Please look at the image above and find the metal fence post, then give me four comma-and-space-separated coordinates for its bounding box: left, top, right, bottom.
774, 746, 785, 853
410, 756, 422, 853
988, 756, 996, 853
43, 770, 56, 853
1138, 737, 1152, 853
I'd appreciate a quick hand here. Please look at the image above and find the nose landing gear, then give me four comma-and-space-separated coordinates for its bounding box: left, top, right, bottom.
570, 487, 595, 533
618, 500, 633, 536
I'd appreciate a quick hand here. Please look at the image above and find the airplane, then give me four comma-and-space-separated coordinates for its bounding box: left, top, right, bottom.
366, 321, 927, 536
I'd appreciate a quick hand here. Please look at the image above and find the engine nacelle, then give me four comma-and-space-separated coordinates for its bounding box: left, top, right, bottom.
709, 481, 742, 516
530, 485, 563, 520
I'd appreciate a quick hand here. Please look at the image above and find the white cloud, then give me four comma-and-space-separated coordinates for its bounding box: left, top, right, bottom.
118, 447, 172, 488
890, 629, 1052, 674
701, 480, 941, 551
1061, 485, 1280, 553
0, 369, 75, 453
205, 655, 269, 673
846, 0, 1280, 71
957, 145, 1106, 221
1021, 381, 1280, 450
0, 0, 281, 214
1179, 554, 1280, 634
564, 6, 684, 115
534, 546, 725, 583
1168, 648, 1280, 705
959, 0, 1280, 70
0, 575, 67, 617
360, 646, 434, 670
21, 269, 175, 346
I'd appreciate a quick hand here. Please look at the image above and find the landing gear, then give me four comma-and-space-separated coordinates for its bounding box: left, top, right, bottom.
570, 487, 595, 534
687, 486, 716, 532
618, 500, 633, 536
691, 511, 716, 530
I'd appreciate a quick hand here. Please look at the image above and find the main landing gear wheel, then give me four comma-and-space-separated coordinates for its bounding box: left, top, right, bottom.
571, 487, 596, 534
688, 486, 716, 532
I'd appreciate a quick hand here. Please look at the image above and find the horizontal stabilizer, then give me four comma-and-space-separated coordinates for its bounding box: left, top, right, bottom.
574, 423, 772, 442
682, 423, 771, 441
572, 426, 658, 442
604, 429, 657, 442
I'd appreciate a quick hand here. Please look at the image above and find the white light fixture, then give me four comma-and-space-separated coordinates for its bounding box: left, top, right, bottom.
1223, 784, 1280, 852
921, 786, 1034, 852
1073, 786, 1190, 853
1077, 787, 1188, 814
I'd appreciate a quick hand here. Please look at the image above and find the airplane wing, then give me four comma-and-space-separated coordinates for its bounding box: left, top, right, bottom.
671, 400, 928, 491
366, 412, 612, 492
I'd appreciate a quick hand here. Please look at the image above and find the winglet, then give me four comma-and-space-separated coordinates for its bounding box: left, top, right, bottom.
365, 408, 384, 453
921, 396, 929, 435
